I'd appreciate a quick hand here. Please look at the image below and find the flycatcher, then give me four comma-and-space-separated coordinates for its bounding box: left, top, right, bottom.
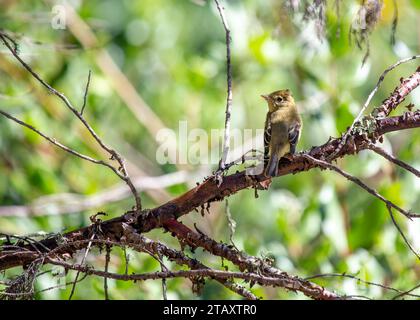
261, 89, 302, 177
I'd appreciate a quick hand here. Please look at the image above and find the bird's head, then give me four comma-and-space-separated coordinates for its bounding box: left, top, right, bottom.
261, 89, 295, 112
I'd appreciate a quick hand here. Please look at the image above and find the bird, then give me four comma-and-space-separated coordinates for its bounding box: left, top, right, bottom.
261, 89, 302, 177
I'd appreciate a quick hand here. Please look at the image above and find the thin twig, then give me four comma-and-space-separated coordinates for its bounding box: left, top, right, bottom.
367, 143, 420, 178
390, 0, 398, 46
158, 255, 168, 300
0, 233, 49, 254
0, 31, 141, 212
161, 275, 167, 300
393, 282, 420, 300
123, 246, 129, 276
215, 0, 233, 172
328, 55, 420, 160
80, 70, 92, 115
221, 150, 264, 172
140, 246, 169, 300
0, 109, 125, 178
1, 276, 89, 298
36, 274, 89, 294
305, 273, 420, 298
387, 205, 420, 260
68, 233, 95, 300
1, 267, 88, 297
225, 199, 239, 250
104, 245, 111, 300
303, 154, 419, 219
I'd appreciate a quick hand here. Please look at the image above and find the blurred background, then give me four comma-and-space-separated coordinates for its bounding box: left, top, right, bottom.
0, 0, 419, 299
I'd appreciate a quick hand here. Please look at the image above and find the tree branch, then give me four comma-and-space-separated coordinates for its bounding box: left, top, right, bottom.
302, 154, 419, 220
2, 110, 419, 272
305, 273, 420, 298
366, 142, 420, 178
80, 69, 92, 115
328, 62, 420, 160
163, 219, 343, 300
45, 258, 346, 299
215, 0, 233, 172
120, 224, 258, 300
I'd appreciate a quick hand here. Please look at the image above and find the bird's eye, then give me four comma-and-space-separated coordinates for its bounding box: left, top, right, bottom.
275, 96, 283, 103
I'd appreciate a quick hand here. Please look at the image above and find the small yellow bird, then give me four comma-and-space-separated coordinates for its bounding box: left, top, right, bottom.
261, 89, 302, 177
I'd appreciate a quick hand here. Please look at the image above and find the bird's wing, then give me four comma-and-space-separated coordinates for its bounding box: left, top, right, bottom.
263, 112, 271, 166
288, 121, 301, 155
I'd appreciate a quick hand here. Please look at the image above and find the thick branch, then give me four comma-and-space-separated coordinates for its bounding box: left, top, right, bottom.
1, 111, 419, 271
137, 111, 420, 233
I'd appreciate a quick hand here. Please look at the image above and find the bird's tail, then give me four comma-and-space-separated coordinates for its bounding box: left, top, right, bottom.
265, 153, 279, 177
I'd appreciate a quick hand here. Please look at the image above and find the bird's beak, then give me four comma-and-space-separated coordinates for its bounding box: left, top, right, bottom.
261, 94, 270, 101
